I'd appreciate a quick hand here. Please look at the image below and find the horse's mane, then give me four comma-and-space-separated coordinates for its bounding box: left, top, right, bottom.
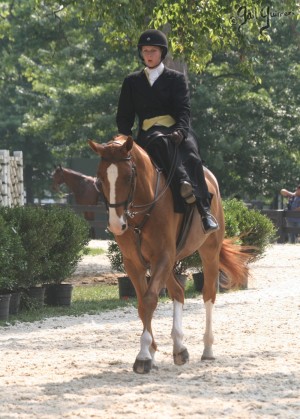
112, 136, 152, 163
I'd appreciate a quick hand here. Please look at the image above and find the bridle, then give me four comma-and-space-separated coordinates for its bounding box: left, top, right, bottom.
96, 143, 178, 219
97, 154, 138, 217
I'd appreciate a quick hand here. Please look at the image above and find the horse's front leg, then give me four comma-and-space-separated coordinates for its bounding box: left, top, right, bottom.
123, 259, 158, 374
134, 262, 173, 374
133, 328, 155, 374
133, 289, 159, 374
167, 274, 189, 365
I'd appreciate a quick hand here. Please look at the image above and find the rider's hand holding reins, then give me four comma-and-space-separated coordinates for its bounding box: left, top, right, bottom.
166, 130, 184, 146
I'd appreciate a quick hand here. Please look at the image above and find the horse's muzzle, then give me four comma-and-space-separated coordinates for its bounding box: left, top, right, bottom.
107, 218, 128, 236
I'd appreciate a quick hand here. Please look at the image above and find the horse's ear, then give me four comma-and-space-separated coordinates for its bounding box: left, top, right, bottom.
88, 139, 104, 156
59, 164, 62, 170
125, 136, 134, 152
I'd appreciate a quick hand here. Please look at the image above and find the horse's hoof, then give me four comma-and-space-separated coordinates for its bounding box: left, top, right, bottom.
133, 358, 153, 374
201, 355, 215, 361
173, 348, 189, 365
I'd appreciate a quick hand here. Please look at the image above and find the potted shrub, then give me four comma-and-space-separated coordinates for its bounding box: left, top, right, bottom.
107, 241, 136, 299
222, 198, 277, 261
0, 214, 26, 318
108, 241, 182, 298
0, 205, 64, 307
0, 205, 89, 308
41, 206, 90, 306
183, 199, 277, 291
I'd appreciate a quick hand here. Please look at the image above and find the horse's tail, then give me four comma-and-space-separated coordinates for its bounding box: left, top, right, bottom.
219, 238, 253, 288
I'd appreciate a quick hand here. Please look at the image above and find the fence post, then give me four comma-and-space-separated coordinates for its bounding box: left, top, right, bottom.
0, 150, 24, 207
0, 150, 10, 206
13, 151, 24, 206
277, 210, 286, 243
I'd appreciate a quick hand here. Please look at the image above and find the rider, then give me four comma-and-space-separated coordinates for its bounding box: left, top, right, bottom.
116, 29, 218, 233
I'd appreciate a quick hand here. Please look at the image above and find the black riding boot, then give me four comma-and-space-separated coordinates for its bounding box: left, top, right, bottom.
196, 198, 219, 233
193, 162, 219, 233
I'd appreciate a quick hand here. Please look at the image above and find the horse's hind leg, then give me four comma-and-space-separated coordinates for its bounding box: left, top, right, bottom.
167, 274, 189, 365
200, 248, 219, 361
201, 299, 215, 360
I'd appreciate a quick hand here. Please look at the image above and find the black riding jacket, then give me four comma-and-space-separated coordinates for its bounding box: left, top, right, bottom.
116, 67, 190, 138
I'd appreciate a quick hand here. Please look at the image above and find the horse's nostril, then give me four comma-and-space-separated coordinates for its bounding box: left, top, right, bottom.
122, 224, 127, 231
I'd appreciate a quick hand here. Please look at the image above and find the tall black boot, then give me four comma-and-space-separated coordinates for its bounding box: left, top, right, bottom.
196, 199, 219, 233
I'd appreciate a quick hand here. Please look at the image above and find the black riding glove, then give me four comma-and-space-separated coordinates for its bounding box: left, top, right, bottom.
166, 130, 184, 146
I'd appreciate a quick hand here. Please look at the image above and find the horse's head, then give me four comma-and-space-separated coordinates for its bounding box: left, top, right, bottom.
89, 137, 135, 236
51, 165, 65, 192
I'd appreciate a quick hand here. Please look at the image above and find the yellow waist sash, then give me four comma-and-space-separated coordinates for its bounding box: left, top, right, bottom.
142, 114, 176, 131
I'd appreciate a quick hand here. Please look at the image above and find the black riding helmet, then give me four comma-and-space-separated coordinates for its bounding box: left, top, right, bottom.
137, 29, 168, 62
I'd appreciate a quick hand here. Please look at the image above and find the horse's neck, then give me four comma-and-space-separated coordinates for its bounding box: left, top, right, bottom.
133, 146, 160, 200
62, 170, 85, 192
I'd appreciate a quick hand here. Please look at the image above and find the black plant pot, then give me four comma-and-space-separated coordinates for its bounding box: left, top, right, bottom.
44, 284, 73, 306
9, 291, 21, 315
193, 272, 204, 292
0, 294, 12, 321
28, 286, 46, 307
118, 276, 136, 299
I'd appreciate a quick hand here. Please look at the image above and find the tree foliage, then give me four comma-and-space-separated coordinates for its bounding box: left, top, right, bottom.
0, 0, 299, 203
190, 14, 300, 201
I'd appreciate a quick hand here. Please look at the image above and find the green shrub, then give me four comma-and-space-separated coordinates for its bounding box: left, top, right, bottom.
0, 214, 26, 292
0, 206, 64, 288
107, 240, 126, 273
0, 206, 90, 289
40, 206, 90, 283
183, 199, 277, 271
222, 199, 277, 260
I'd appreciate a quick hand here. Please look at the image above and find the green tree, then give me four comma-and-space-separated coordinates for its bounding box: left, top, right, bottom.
190, 14, 300, 202
0, 0, 67, 201
0, 1, 139, 201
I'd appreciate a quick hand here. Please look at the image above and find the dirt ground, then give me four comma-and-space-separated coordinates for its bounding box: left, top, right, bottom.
0, 243, 299, 419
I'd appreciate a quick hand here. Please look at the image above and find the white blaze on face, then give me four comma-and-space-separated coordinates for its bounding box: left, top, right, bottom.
106, 164, 128, 235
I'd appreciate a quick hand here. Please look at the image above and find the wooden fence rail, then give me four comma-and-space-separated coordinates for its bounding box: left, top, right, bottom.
261, 210, 300, 243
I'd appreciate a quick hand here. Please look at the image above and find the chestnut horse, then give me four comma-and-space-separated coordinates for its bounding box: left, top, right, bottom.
52, 165, 100, 221
89, 136, 249, 374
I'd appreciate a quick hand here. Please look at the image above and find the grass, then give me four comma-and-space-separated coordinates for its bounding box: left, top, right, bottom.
1, 284, 135, 326
0, 278, 203, 327
85, 247, 107, 256
80, 247, 107, 257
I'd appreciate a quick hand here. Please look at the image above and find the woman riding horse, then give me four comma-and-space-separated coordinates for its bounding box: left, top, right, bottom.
116, 29, 218, 233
